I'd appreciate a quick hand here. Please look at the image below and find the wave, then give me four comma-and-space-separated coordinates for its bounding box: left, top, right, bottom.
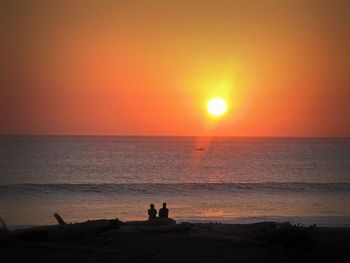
1, 182, 350, 196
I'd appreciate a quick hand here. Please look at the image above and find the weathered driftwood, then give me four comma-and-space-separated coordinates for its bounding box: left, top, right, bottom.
7, 217, 177, 241
11, 218, 122, 242
0, 217, 9, 233
123, 218, 176, 226
54, 213, 66, 225
48, 219, 122, 241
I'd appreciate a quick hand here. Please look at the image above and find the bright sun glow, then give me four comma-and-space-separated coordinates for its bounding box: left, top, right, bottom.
207, 98, 227, 116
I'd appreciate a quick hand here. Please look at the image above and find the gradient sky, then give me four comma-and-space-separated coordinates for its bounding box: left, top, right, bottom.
1, 0, 349, 136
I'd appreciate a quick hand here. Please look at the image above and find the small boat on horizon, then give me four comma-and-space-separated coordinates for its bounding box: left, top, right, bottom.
195, 147, 206, 151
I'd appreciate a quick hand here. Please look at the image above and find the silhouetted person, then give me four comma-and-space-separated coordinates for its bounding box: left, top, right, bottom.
159, 202, 169, 218
148, 203, 157, 220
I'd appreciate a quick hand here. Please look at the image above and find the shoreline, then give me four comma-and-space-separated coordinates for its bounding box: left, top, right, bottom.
6, 215, 350, 230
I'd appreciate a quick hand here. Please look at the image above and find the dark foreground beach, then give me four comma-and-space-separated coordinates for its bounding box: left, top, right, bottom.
1, 217, 350, 263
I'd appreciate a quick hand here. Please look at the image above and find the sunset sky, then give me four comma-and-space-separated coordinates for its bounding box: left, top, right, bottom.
1, 0, 349, 136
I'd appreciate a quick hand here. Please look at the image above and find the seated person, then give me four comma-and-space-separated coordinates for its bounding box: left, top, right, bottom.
159, 202, 169, 218
148, 203, 157, 220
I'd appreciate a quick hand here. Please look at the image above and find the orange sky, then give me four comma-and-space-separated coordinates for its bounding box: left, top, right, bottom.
1, 0, 350, 136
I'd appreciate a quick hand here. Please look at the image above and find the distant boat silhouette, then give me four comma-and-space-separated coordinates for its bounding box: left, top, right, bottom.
195, 147, 206, 151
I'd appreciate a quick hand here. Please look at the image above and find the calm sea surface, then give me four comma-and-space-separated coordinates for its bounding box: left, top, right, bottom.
1, 136, 349, 227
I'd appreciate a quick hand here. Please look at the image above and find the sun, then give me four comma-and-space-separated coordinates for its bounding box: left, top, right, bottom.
207, 98, 227, 116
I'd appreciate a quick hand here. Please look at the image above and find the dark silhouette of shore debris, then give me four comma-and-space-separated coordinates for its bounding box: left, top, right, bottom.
0, 217, 9, 233
159, 202, 169, 218
2, 212, 350, 262
148, 203, 157, 220
54, 213, 66, 225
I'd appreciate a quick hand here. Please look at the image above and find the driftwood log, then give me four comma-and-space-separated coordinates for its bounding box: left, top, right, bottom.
10, 214, 122, 242
0, 217, 9, 233
123, 218, 176, 226
54, 213, 66, 225
6, 216, 181, 242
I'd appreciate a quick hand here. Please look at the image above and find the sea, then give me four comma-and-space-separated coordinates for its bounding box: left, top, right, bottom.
1, 136, 349, 228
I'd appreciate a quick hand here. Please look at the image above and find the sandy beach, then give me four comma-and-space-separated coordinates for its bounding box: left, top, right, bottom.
1, 219, 350, 263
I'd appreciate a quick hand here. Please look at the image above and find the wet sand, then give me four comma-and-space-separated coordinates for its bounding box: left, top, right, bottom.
1, 221, 350, 263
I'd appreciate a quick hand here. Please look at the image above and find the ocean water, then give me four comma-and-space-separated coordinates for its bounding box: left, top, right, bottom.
0, 136, 349, 227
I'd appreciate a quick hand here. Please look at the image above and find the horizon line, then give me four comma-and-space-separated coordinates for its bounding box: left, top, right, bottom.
0, 134, 349, 139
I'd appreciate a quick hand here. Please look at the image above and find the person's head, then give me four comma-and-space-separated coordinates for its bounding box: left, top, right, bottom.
162, 202, 167, 208
150, 203, 155, 208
